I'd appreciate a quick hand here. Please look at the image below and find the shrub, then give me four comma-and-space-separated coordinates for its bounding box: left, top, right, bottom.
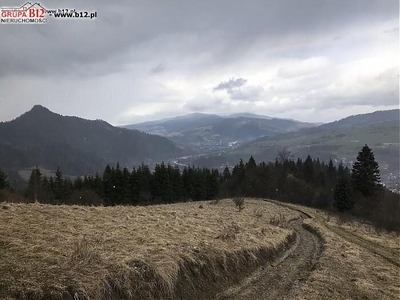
232, 197, 245, 211
0, 189, 27, 203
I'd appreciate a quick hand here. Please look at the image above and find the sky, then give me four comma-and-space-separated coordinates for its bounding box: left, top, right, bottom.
0, 0, 398, 125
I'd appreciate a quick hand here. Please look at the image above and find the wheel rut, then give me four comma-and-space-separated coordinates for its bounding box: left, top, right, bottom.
217, 217, 322, 300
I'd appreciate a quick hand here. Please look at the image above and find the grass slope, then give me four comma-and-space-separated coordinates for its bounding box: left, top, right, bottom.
272, 203, 400, 300
0, 199, 299, 300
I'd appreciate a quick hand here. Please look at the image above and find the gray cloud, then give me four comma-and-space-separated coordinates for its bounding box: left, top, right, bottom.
0, 0, 398, 124
151, 64, 166, 74
213, 78, 247, 91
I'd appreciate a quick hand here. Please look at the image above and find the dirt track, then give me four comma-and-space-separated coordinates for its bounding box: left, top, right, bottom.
217, 201, 400, 300
217, 217, 322, 300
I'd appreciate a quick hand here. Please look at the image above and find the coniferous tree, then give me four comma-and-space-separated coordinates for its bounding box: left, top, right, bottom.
74, 177, 83, 190
93, 173, 104, 198
121, 167, 131, 205
137, 163, 151, 202
338, 162, 345, 177
27, 166, 42, 201
222, 166, 231, 182
182, 166, 193, 200
170, 165, 183, 202
129, 168, 141, 205
231, 159, 245, 196
243, 156, 258, 196
63, 178, 73, 202
207, 169, 219, 199
352, 145, 382, 197
54, 167, 64, 201
103, 165, 114, 205
333, 177, 354, 211
0, 167, 9, 189
303, 155, 314, 183
328, 159, 336, 179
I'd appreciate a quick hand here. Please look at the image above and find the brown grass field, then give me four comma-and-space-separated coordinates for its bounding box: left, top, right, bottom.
0, 199, 300, 300
274, 203, 400, 300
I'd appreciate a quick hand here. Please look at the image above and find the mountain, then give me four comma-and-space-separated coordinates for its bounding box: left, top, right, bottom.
226, 112, 273, 119
318, 109, 399, 130
124, 113, 315, 152
0, 105, 182, 176
126, 113, 223, 135
178, 109, 399, 188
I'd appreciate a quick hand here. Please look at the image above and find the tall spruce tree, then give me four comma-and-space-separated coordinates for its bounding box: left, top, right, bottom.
351, 145, 382, 197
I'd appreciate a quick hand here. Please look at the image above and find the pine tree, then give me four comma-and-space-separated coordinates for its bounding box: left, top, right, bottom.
103, 165, 113, 205
333, 178, 353, 211
328, 159, 336, 179
303, 155, 314, 183
351, 145, 382, 197
222, 166, 231, 182
0, 167, 9, 189
129, 168, 141, 205
54, 167, 64, 201
27, 166, 42, 201
74, 177, 83, 190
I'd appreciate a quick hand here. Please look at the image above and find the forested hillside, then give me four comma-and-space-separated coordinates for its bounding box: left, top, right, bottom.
0, 105, 182, 175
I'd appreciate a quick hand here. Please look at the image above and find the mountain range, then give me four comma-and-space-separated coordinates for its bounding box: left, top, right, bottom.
124, 113, 315, 152
0, 106, 398, 188
177, 109, 399, 188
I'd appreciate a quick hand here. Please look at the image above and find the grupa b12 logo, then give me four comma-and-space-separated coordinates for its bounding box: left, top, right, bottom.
1, 2, 47, 24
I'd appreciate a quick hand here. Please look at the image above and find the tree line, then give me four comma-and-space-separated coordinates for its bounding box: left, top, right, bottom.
0, 144, 398, 231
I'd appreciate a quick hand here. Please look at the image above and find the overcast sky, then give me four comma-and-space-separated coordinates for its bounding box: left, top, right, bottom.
0, 0, 398, 125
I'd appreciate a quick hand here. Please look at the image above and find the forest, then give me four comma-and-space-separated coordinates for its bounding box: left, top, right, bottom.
0, 145, 398, 231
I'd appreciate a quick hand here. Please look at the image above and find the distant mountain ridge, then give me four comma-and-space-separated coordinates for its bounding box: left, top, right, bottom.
177, 109, 399, 188
0, 105, 182, 176
319, 109, 399, 130
124, 112, 315, 152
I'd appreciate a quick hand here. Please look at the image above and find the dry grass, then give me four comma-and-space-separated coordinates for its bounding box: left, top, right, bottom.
322, 211, 400, 252
0, 199, 299, 300
272, 203, 400, 300
293, 218, 400, 300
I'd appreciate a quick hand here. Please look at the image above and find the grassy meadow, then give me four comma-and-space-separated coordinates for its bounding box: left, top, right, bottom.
0, 199, 299, 300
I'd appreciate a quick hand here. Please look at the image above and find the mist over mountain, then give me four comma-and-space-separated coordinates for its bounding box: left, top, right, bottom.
0, 105, 182, 176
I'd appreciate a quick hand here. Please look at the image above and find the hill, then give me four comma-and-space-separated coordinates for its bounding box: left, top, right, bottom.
176, 110, 399, 188
124, 113, 315, 152
319, 109, 399, 130
234, 121, 399, 166
0, 105, 182, 176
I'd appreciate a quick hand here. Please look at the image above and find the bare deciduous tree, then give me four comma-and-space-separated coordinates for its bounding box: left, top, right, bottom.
277, 148, 293, 163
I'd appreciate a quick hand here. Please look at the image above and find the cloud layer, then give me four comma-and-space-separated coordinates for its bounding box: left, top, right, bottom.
0, 0, 398, 124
